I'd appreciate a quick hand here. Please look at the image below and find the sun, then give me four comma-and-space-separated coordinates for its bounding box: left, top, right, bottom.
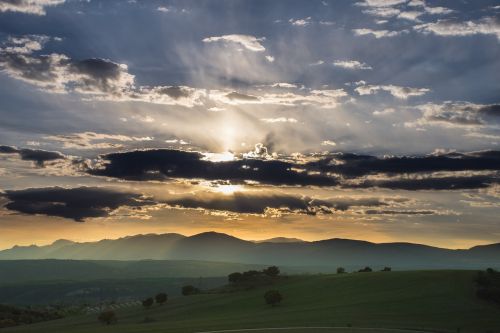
213, 184, 244, 195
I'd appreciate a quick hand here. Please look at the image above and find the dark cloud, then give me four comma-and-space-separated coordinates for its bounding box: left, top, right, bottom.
0, 145, 65, 166
353, 175, 498, 191
69, 58, 126, 93
85, 148, 500, 191
88, 149, 339, 186
166, 192, 394, 215
363, 209, 438, 215
2, 187, 153, 221
307, 150, 500, 178
156, 86, 192, 99
0, 37, 132, 95
478, 104, 500, 118
226, 91, 259, 101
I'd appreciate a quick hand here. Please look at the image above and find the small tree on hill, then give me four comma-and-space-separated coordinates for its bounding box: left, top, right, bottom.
381, 267, 391, 272
98, 310, 117, 325
182, 285, 200, 296
337, 267, 346, 274
155, 292, 168, 305
228, 272, 243, 283
358, 266, 372, 273
242, 270, 261, 279
264, 290, 283, 306
142, 297, 154, 309
263, 266, 280, 277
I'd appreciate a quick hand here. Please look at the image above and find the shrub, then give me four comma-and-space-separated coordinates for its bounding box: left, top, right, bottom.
264, 290, 283, 306
358, 266, 372, 273
182, 285, 200, 296
336, 267, 346, 274
228, 272, 243, 283
263, 266, 280, 277
142, 297, 154, 309
381, 267, 392, 272
155, 292, 168, 305
97, 310, 117, 325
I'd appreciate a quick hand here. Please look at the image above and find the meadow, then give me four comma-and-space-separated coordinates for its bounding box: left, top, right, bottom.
3, 270, 500, 333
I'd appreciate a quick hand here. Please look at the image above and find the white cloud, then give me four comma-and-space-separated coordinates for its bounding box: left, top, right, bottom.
265, 55, 275, 62
157, 6, 170, 12
289, 17, 312, 26
373, 108, 396, 116
45, 132, 153, 150
356, 0, 406, 7
333, 60, 372, 70
309, 60, 325, 66
405, 102, 499, 128
353, 28, 407, 38
260, 118, 298, 123
355, 84, 429, 99
321, 140, 337, 146
415, 17, 500, 41
202, 34, 266, 52
0, 0, 65, 15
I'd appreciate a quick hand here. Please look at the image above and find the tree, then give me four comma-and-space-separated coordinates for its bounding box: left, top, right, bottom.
228, 272, 243, 283
142, 297, 154, 309
98, 310, 117, 325
182, 285, 200, 296
263, 266, 280, 277
381, 267, 392, 272
264, 290, 283, 306
336, 267, 346, 274
242, 270, 261, 279
155, 292, 168, 305
358, 266, 372, 273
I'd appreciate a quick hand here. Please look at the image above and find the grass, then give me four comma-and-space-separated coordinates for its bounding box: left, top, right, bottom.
4, 271, 500, 333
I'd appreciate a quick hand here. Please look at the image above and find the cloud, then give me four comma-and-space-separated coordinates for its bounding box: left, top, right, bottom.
1, 187, 154, 221
0, 37, 134, 94
355, 84, 429, 99
202, 34, 266, 52
44, 132, 153, 150
305, 150, 500, 178
157, 6, 170, 13
414, 17, 500, 41
0, 0, 64, 15
321, 140, 337, 146
260, 118, 298, 123
225, 91, 259, 101
353, 28, 407, 38
0, 145, 65, 166
166, 191, 402, 216
0, 36, 206, 107
407, 0, 453, 15
373, 108, 395, 116
87, 149, 339, 187
0, 35, 349, 110
406, 102, 500, 128
289, 17, 312, 26
265, 55, 275, 62
354, 175, 498, 191
333, 60, 372, 70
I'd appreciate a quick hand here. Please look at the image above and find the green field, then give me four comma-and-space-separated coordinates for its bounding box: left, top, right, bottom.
4, 271, 500, 333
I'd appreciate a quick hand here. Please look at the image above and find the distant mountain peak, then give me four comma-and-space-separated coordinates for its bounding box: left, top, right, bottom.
256, 237, 305, 243
51, 239, 75, 246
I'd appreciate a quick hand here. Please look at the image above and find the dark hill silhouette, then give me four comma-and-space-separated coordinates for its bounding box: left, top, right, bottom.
0, 232, 499, 269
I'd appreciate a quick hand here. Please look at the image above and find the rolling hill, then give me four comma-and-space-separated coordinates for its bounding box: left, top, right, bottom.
3, 271, 500, 333
1, 232, 499, 269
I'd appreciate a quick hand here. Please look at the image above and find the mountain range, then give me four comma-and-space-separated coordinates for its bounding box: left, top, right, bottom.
1, 232, 499, 269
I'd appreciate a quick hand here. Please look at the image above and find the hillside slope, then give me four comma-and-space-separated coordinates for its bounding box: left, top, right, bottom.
4, 271, 500, 333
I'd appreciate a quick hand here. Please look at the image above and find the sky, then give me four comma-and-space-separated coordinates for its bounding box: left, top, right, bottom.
0, 0, 499, 250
